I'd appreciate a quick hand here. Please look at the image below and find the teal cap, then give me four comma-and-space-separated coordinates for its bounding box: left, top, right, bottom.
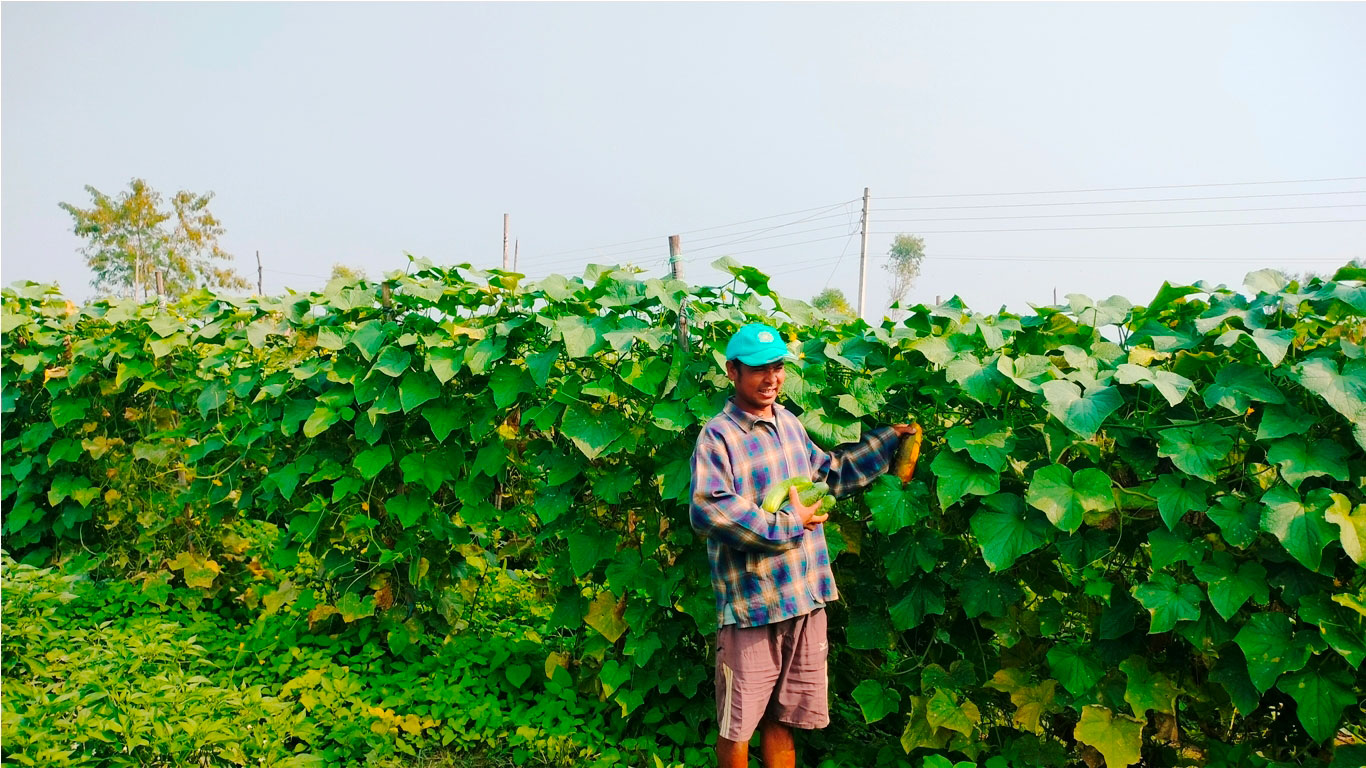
725, 323, 795, 366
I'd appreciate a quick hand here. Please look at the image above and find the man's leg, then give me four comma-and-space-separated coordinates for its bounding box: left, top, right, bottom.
717, 735, 748, 768
758, 717, 796, 768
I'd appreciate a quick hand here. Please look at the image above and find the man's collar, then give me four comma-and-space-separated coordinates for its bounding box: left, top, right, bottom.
724, 397, 784, 432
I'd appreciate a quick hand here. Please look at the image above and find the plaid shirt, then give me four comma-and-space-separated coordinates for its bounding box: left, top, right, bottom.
689, 398, 899, 629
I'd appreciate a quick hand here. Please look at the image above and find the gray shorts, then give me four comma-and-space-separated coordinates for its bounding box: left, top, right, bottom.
714, 608, 830, 742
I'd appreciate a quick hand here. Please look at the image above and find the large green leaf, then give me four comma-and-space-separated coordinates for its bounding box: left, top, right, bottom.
1046, 641, 1104, 697
371, 345, 412, 378
1251, 328, 1294, 367
1276, 662, 1356, 743
851, 680, 901, 724
1207, 494, 1262, 548
945, 419, 1015, 471
1193, 551, 1269, 621
555, 316, 600, 359
969, 493, 1051, 571
930, 451, 1000, 510
1292, 357, 1366, 424
1256, 403, 1317, 441
1150, 473, 1210, 531
560, 402, 625, 460
1202, 362, 1286, 415
353, 444, 393, 480
1041, 380, 1123, 439
797, 407, 862, 449
888, 578, 946, 631
1260, 485, 1340, 571
1234, 612, 1313, 693
924, 689, 979, 736
865, 474, 929, 534
1134, 574, 1204, 634
1025, 464, 1114, 533
945, 353, 1005, 405
1157, 425, 1234, 482
489, 365, 531, 409
1114, 363, 1193, 407
569, 526, 617, 578
1119, 656, 1180, 717
398, 371, 441, 412
1265, 437, 1349, 489
1297, 594, 1366, 670
349, 320, 386, 360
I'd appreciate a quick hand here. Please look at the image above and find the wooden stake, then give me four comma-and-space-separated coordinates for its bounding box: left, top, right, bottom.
502, 214, 510, 270
256, 250, 264, 295
858, 187, 870, 320
669, 235, 689, 351
514, 239, 519, 272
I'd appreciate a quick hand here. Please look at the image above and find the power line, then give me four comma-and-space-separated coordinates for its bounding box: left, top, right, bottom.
877, 176, 1366, 201
688, 234, 854, 260
876, 203, 1366, 225
868, 218, 1366, 236
522, 198, 856, 263
874, 189, 1366, 213
264, 267, 328, 279
520, 211, 855, 270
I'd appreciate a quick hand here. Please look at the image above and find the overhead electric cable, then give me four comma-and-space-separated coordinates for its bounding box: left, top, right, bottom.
876, 203, 1366, 225
523, 198, 856, 262
874, 190, 1366, 213
868, 218, 1366, 235
877, 176, 1366, 201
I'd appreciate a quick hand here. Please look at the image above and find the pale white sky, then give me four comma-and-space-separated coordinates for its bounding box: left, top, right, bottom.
4, 2, 1364, 315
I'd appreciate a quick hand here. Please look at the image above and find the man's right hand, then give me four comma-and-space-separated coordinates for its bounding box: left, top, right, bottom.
789, 486, 828, 530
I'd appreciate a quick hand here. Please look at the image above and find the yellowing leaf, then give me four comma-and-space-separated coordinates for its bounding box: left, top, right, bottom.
1074, 705, 1144, 768
1326, 498, 1366, 566
545, 651, 570, 679
584, 590, 627, 643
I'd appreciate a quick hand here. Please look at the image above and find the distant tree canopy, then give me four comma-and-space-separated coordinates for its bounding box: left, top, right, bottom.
330, 264, 369, 283
885, 233, 926, 310
60, 178, 249, 299
811, 287, 853, 316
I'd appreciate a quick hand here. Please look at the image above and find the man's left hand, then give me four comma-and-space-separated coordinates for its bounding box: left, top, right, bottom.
890, 424, 920, 438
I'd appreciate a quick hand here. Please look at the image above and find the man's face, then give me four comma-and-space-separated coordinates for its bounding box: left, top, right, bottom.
727, 359, 786, 412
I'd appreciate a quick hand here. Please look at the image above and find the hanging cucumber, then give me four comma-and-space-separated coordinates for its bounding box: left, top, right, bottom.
893, 424, 923, 487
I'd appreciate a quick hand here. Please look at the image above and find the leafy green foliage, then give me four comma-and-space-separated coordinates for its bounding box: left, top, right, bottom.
4, 261, 1365, 766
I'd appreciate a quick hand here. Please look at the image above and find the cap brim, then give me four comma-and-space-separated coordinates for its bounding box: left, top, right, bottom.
734, 351, 798, 366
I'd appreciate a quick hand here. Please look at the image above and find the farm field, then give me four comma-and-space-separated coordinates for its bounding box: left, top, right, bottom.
3, 259, 1365, 767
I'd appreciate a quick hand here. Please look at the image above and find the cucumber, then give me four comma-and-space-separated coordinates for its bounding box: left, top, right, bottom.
762, 478, 831, 513
762, 477, 813, 512
797, 482, 830, 508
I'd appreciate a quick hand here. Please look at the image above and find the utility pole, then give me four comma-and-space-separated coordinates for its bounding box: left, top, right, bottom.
669, 235, 689, 351
502, 214, 510, 270
858, 187, 871, 319
256, 250, 264, 295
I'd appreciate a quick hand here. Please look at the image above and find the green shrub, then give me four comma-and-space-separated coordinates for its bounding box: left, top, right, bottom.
4, 260, 1365, 765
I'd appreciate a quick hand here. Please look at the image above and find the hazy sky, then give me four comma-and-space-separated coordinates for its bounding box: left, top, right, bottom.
4, 2, 1364, 316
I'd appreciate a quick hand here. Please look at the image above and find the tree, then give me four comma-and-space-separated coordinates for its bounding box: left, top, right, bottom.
885, 234, 926, 310
60, 178, 250, 299
811, 287, 853, 316
330, 264, 369, 284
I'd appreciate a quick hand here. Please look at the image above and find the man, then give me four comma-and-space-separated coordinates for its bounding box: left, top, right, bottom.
689, 322, 918, 768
